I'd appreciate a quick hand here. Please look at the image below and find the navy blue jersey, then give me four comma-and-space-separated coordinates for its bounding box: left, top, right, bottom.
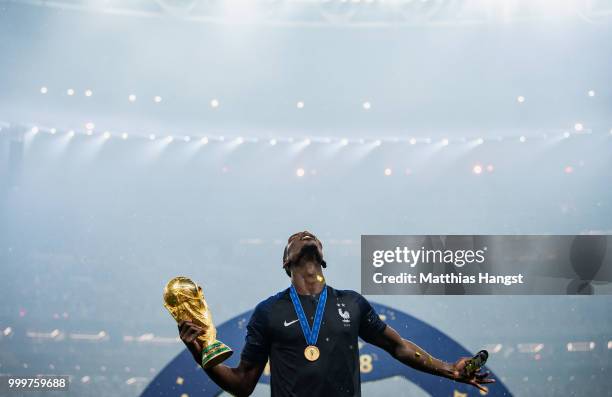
241, 285, 387, 397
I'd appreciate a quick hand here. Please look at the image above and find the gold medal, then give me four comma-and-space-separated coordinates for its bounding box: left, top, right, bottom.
304, 345, 320, 361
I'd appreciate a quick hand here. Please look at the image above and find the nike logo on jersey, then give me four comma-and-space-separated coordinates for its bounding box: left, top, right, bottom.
284, 319, 299, 327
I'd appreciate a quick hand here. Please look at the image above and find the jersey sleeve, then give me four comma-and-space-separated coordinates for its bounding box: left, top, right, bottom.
240, 301, 271, 364
356, 293, 387, 343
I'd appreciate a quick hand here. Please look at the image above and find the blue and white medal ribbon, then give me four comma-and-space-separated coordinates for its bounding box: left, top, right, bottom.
289, 285, 327, 362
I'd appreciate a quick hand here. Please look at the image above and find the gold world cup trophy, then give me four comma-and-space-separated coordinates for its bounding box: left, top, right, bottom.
163, 276, 233, 368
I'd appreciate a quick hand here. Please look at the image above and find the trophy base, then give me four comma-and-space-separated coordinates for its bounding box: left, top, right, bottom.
201, 340, 233, 369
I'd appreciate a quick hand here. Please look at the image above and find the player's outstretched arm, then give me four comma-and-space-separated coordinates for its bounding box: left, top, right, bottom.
367, 325, 495, 393
179, 321, 265, 397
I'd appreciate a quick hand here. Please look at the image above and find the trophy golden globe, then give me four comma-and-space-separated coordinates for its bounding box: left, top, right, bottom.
163, 276, 232, 368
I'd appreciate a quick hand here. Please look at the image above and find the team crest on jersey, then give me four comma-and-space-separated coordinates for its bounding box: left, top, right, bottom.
336, 302, 351, 325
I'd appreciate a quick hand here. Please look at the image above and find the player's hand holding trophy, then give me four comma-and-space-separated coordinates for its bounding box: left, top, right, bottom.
163, 276, 233, 368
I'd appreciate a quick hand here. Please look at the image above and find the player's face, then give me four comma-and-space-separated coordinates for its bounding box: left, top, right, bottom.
286, 231, 324, 266
292, 252, 323, 278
